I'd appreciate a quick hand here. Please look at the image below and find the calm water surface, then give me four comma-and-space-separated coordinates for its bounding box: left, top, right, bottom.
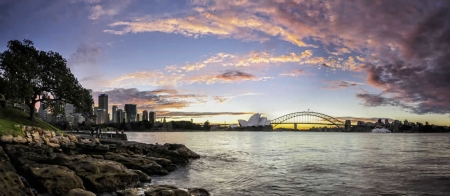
127, 132, 450, 196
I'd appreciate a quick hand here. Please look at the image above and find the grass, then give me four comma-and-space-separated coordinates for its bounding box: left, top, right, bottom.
0, 107, 61, 136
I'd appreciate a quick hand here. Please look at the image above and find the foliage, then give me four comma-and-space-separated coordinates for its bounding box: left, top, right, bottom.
203, 120, 211, 130
0, 107, 60, 136
0, 39, 94, 121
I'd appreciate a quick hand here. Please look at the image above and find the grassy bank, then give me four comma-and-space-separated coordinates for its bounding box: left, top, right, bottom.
0, 107, 60, 136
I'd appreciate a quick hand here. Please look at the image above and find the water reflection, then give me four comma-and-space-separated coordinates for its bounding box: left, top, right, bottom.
128, 132, 450, 195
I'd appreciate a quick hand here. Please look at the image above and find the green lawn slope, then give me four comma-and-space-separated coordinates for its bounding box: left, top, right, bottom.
0, 107, 60, 136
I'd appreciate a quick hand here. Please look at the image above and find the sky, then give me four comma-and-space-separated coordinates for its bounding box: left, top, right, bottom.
1, 0, 450, 126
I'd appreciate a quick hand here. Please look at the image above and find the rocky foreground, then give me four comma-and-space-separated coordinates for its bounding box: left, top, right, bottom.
0, 126, 209, 196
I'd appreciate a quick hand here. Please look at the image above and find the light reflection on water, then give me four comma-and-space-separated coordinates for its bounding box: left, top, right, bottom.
127, 132, 450, 195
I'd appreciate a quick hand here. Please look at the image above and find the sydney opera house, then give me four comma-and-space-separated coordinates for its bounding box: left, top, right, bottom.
237, 113, 272, 130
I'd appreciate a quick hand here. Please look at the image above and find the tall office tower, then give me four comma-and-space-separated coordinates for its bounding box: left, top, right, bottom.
88, 89, 94, 110
142, 110, 148, 121
149, 111, 156, 124
124, 104, 137, 122
98, 94, 108, 122
38, 102, 48, 121
94, 107, 107, 124
137, 114, 140, 122
121, 110, 127, 123
64, 103, 74, 117
345, 120, 351, 132
116, 109, 123, 123
112, 105, 118, 123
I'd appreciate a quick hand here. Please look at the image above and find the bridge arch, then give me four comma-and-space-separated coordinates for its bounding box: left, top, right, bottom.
271, 111, 344, 129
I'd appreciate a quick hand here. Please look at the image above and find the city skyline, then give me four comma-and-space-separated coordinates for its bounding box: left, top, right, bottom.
2, 1, 450, 125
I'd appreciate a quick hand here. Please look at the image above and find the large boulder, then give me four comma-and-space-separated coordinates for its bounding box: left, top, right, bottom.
13, 135, 28, 144
54, 154, 140, 193
67, 188, 96, 196
144, 185, 189, 196
104, 152, 168, 175
145, 143, 200, 164
0, 146, 35, 196
130, 169, 151, 182
145, 156, 177, 172
28, 164, 84, 195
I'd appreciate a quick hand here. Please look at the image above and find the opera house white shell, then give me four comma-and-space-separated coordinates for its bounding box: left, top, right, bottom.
238, 113, 271, 127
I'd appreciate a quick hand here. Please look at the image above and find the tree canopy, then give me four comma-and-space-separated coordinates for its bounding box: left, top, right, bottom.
0, 39, 94, 121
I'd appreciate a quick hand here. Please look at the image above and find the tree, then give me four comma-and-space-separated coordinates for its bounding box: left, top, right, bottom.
203, 120, 211, 130
0, 40, 94, 121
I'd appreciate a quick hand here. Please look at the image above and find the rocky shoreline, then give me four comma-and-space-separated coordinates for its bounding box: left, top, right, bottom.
0, 126, 209, 196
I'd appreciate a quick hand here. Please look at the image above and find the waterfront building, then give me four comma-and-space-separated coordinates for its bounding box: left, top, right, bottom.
98, 94, 108, 123
94, 107, 107, 124
116, 109, 126, 123
137, 114, 140, 122
143, 110, 148, 121
149, 111, 156, 124
38, 102, 48, 121
357, 121, 365, 126
345, 120, 351, 131
124, 104, 137, 122
404, 119, 409, 126
74, 113, 85, 124
384, 119, 389, 126
238, 113, 271, 127
112, 105, 118, 123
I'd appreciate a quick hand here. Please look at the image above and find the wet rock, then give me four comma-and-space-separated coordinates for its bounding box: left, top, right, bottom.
28, 164, 84, 195
104, 152, 168, 175
46, 143, 60, 148
0, 146, 35, 196
145, 143, 200, 164
130, 169, 151, 182
145, 157, 177, 172
188, 188, 210, 196
67, 188, 96, 196
54, 154, 140, 193
144, 185, 189, 196
116, 188, 139, 196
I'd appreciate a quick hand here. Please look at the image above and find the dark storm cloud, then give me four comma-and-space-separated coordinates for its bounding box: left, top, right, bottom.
93, 88, 207, 111
360, 6, 450, 114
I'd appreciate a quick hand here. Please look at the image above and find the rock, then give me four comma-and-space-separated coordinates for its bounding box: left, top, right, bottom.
54, 154, 140, 193
42, 137, 50, 144
42, 130, 52, 138
144, 185, 189, 196
31, 131, 40, 140
13, 135, 28, 144
67, 134, 78, 143
104, 152, 168, 175
28, 164, 84, 195
90, 155, 104, 159
49, 137, 59, 144
67, 188, 96, 196
188, 188, 210, 196
116, 188, 139, 196
0, 135, 14, 143
145, 143, 200, 164
50, 131, 56, 138
47, 143, 60, 148
130, 169, 151, 182
0, 146, 35, 196
145, 157, 177, 172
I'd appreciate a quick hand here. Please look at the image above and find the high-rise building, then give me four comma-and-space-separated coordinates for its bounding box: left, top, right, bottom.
142, 110, 148, 121
149, 111, 156, 124
38, 102, 48, 121
137, 114, 140, 122
124, 104, 137, 122
98, 94, 108, 122
112, 105, 118, 123
116, 109, 124, 123
345, 120, 351, 131
94, 107, 107, 124
64, 103, 74, 117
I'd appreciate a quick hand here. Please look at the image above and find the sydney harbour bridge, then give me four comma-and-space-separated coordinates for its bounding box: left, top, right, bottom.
270, 111, 346, 130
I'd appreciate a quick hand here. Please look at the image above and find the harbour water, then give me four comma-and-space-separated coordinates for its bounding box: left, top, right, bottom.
127, 131, 450, 195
